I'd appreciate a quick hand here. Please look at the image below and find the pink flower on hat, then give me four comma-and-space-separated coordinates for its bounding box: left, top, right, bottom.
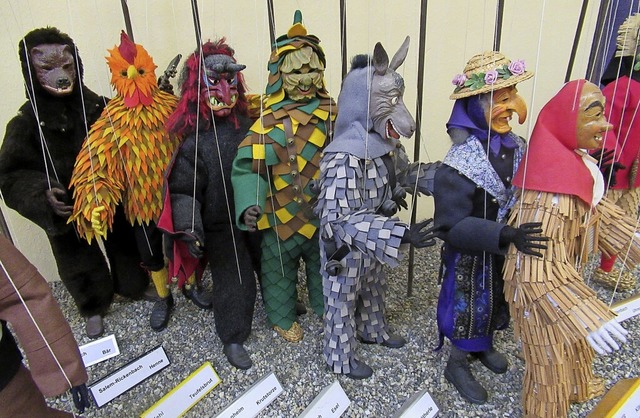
508, 60, 526, 75
484, 70, 499, 85
452, 73, 467, 87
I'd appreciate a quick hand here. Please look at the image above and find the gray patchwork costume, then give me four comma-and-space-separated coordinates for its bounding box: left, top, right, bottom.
315, 49, 437, 374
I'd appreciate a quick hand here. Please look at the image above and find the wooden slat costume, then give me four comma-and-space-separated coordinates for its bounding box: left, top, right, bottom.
69, 32, 180, 331
595, 13, 640, 290
504, 79, 635, 418
0, 234, 88, 417
232, 11, 336, 342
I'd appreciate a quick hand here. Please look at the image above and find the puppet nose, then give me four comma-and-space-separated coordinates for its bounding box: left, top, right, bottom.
56, 77, 71, 88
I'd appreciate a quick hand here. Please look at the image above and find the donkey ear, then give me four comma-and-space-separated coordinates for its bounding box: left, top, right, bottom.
373, 42, 389, 75
389, 36, 410, 71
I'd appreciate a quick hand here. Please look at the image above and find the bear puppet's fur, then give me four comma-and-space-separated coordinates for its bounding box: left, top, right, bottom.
0, 27, 149, 321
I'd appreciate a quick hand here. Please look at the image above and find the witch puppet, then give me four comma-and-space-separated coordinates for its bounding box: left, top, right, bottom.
232, 10, 336, 343
432, 51, 547, 404
594, 12, 640, 291
503, 79, 636, 418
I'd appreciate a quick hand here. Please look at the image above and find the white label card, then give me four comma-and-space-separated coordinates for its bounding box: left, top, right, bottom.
298, 380, 350, 417
215, 372, 283, 418
141, 362, 221, 418
79, 334, 120, 367
612, 295, 640, 323
392, 389, 439, 418
89, 346, 170, 407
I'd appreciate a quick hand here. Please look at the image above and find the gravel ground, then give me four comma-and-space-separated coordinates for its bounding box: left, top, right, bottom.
45, 242, 640, 417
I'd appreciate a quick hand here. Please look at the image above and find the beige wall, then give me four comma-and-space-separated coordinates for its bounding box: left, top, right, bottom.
0, 0, 601, 280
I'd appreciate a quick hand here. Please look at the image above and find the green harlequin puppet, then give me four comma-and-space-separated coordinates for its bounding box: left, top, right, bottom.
231, 10, 336, 342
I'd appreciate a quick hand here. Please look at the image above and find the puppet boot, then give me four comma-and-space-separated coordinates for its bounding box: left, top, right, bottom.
472, 347, 508, 374
149, 269, 173, 331
182, 273, 213, 309
445, 346, 488, 404
223, 343, 252, 370
345, 358, 373, 380
273, 321, 303, 342
85, 314, 104, 339
592, 267, 636, 291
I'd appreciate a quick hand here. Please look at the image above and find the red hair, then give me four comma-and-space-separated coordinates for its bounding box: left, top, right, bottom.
166, 38, 248, 136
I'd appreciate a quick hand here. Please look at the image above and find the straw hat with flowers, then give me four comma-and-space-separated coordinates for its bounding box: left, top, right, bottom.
450, 51, 533, 100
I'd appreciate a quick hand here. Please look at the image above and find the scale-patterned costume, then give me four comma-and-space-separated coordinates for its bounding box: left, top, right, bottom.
232, 12, 336, 338
315, 41, 435, 374
504, 80, 640, 418
69, 33, 179, 281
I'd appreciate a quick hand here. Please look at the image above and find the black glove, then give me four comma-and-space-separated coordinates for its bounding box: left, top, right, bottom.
178, 233, 204, 258
401, 218, 438, 248
71, 384, 91, 413
391, 185, 408, 211
242, 205, 262, 232
45, 187, 73, 218
590, 148, 625, 188
378, 200, 398, 216
499, 222, 549, 257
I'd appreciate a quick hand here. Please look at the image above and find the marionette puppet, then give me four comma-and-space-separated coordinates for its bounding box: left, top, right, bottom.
592, 13, 640, 291
158, 39, 260, 370
433, 51, 547, 404
232, 10, 336, 343
0, 234, 90, 417
0, 27, 152, 339
315, 37, 439, 380
503, 79, 636, 418
69, 31, 182, 332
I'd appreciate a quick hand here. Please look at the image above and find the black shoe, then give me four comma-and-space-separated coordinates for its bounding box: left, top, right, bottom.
472, 348, 508, 374
86, 315, 104, 339
444, 358, 488, 404
223, 343, 252, 370
182, 285, 213, 310
359, 333, 406, 348
141, 284, 161, 302
295, 300, 307, 315
345, 359, 373, 380
150, 295, 174, 331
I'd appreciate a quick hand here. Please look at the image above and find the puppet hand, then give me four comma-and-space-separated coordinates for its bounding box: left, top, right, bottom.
392, 185, 408, 211
603, 162, 625, 188
243, 205, 262, 231
402, 218, 438, 248
45, 187, 73, 218
179, 234, 204, 258
378, 200, 398, 216
90, 206, 107, 239
71, 384, 91, 413
500, 222, 549, 257
586, 320, 628, 355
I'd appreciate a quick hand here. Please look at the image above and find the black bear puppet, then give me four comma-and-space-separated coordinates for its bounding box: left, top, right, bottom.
0, 27, 152, 338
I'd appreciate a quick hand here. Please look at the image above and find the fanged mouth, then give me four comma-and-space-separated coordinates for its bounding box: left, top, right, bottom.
208, 94, 237, 110
386, 120, 401, 140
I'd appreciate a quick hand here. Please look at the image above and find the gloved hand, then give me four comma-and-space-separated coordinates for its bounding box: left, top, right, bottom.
242, 205, 262, 232
71, 384, 91, 413
378, 200, 398, 217
45, 187, 72, 218
590, 148, 625, 188
402, 218, 438, 248
392, 185, 408, 211
179, 233, 204, 258
586, 319, 628, 355
500, 222, 548, 257
90, 206, 107, 239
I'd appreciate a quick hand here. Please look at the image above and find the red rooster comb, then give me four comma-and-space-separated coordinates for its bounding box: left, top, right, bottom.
118, 31, 137, 64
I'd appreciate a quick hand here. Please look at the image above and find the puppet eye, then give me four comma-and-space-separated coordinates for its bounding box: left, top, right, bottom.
391, 96, 399, 105
138, 68, 145, 75
121, 70, 127, 76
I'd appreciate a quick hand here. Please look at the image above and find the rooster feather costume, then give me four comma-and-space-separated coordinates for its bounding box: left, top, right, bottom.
69, 32, 180, 331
